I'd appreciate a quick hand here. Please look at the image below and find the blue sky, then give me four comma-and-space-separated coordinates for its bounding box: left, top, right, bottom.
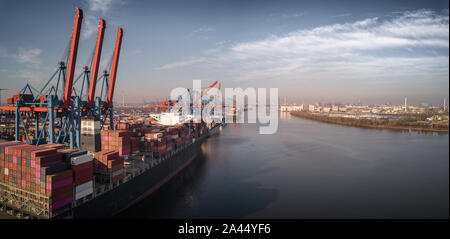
0, 0, 448, 105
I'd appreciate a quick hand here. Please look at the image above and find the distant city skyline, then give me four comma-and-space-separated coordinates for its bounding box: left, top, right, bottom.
277, 96, 448, 107
0, 0, 448, 106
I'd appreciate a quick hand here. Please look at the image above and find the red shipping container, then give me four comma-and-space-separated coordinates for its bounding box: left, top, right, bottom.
30, 148, 57, 160
71, 161, 93, 171
74, 173, 93, 185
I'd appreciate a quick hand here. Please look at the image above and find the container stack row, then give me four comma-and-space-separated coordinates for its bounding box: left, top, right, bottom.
93, 150, 125, 184
68, 152, 94, 201
100, 130, 132, 157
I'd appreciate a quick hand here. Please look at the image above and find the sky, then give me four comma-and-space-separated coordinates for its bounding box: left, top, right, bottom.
0, 0, 448, 105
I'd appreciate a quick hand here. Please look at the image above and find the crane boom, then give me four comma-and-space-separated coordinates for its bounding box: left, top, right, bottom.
87, 18, 106, 108
62, 8, 83, 110
107, 27, 123, 108
192, 80, 218, 104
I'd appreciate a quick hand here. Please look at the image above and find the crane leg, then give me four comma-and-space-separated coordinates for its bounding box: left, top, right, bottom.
35, 114, 39, 142
69, 103, 74, 149
109, 107, 114, 130
75, 97, 81, 148
15, 104, 19, 141
48, 96, 55, 143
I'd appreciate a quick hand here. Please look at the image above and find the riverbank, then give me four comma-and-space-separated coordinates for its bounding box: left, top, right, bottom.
290, 111, 449, 133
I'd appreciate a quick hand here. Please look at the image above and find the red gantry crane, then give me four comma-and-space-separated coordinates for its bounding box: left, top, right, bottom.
0, 8, 124, 147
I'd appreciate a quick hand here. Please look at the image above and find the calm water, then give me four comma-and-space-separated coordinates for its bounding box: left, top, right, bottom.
116, 112, 449, 219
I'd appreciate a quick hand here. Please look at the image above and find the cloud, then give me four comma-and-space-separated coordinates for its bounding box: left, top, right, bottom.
155, 58, 206, 70
189, 27, 215, 40
82, 0, 121, 39
232, 10, 448, 57
269, 11, 306, 20
11, 71, 45, 86
281, 12, 305, 19
0, 47, 42, 65
155, 8, 449, 93
14, 47, 42, 64
84, 0, 114, 14
190, 27, 214, 36
81, 15, 98, 40
228, 10, 448, 81
215, 40, 230, 46
331, 13, 352, 18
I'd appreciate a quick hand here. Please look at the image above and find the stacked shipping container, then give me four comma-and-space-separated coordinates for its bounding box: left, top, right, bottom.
0, 141, 76, 212
70, 153, 94, 200
93, 150, 124, 184
100, 130, 131, 157
0, 142, 98, 214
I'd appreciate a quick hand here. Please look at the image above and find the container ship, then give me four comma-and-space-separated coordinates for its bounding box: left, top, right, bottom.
0, 119, 223, 219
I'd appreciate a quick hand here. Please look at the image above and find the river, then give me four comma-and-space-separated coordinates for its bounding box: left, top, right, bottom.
116, 112, 449, 219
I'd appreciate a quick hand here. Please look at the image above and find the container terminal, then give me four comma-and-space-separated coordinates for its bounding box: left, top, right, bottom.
0, 8, 225, 219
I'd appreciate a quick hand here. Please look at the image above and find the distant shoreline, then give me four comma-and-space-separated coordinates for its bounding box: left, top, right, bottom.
290, 111, 449, 133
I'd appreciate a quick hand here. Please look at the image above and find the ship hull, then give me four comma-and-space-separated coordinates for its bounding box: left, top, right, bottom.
70, 136, 206, 219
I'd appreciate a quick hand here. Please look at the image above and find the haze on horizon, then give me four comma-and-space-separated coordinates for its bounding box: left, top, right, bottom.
0, 0, 448, 106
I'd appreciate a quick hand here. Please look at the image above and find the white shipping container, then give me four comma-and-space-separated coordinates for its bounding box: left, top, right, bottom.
75, 187, 94, 200
171, 135, 179, 139
71, 153, 93, 166
4, 168, 8, 176
112, 168, 124, 178
81, 121, 100, 130
75, 181, 93, 192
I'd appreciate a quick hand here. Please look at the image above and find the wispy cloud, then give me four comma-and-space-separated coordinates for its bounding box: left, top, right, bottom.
157, 8, 448, 89
190, 27, 214, 36
84, 0, 114, 14
81, 0, 120, 39
232, 9, 448, 81
281, 12, 305, 19
269, 11, 306, 20
14, 47, 42, 64
81, 15, 98, 40
155, 58, 206, 70
189, 27, 215, 40
215, 40, 230, 46
11, 70, 45, 85
331, 13, 352, 18
232, 11, 448, 56
0, 47, 43, 66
